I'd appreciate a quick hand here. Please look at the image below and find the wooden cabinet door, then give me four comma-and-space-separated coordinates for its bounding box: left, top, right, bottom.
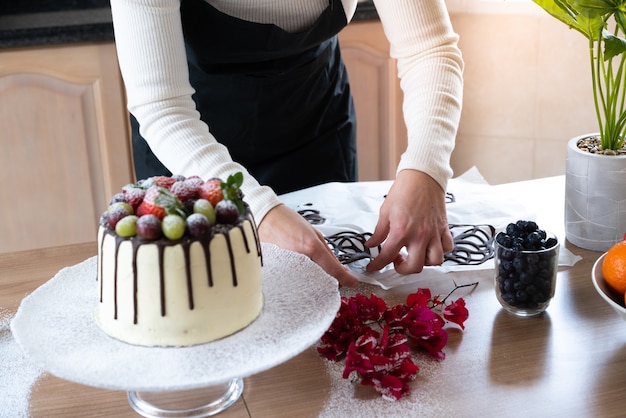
339, 20, 407, 181
0, 43, 133, 254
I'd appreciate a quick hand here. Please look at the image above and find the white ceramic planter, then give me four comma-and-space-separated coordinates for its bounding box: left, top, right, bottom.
565, 134, 626, 251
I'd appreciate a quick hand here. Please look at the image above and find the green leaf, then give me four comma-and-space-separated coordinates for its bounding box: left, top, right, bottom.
220, 171, 245, 214
533, 0, 626, 150
155, 188, 187, 218
603, 30, 626, 60
533, 0, 609, 39
227, 172, 243, 190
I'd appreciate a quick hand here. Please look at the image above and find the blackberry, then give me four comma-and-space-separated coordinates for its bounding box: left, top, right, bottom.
497, 221, 556, 252
505, 223, 518, 237
545, 237, 558, 249
525, 231, 544, 249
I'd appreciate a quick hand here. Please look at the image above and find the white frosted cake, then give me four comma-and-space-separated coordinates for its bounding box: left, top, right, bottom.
95, 173, 263, 347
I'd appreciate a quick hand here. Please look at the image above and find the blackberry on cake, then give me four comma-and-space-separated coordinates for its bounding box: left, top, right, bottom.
96, 172, 263, 347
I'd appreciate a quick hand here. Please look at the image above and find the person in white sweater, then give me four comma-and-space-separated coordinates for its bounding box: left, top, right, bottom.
110, 0, 464, 287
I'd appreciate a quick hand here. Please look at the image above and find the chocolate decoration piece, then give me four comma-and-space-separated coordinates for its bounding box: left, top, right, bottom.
297, 208, 326, 225
324, 224, 495, 267
445, 224, 495, 265
324, 231, 381, 265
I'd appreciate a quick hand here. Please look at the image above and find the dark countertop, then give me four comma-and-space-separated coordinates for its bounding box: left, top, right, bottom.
0, 8, 114, 49
0, 1, 378, 50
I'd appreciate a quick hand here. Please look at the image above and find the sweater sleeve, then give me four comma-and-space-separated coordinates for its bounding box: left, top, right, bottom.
109, 0, 282, 224
372, 0, 464, 191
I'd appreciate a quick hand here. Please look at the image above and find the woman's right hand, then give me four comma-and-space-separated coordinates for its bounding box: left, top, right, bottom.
257, 204, 359, 288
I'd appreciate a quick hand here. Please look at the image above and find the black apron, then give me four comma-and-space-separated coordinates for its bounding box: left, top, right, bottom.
131, 0, 357, 195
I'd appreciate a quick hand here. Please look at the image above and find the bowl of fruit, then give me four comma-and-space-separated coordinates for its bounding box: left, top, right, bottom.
591, 239, 626, 321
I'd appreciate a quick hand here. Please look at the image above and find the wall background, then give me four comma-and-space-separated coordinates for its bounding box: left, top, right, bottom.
446, 0, 598, 184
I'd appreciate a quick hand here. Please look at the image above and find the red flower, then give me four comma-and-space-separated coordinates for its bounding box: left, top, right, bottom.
377, 373, 413, 400
443, 298, 469, 329
406, 288, 432, 308
412, 326, 448, 361
318, 298, 364, 361
318, 283, 474, 400
348, 293, 388, 324
343, 325, 418, 400
402, 305, 448, 360
383, 303, 409, 332
402, 306, 444, 338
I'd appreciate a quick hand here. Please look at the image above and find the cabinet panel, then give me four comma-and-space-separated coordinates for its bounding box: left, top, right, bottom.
339, 20, 407, 181
0, 43, 133, 253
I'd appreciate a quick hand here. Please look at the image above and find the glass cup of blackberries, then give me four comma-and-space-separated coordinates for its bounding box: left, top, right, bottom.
494, 220, 560, 317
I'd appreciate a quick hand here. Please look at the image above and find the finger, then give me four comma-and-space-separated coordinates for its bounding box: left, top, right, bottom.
441, 227, 454, 253
365, 217, 390, 248
393, 242, 427, 274
401, 227, 451, 271
365, 236, 405, 272
310, 230, 360, 287
422, 227, 453, 266
423, 242, 444, 266
312, 250, 360, 287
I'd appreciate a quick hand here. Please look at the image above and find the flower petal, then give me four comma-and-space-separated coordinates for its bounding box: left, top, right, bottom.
443, 298, 469, 329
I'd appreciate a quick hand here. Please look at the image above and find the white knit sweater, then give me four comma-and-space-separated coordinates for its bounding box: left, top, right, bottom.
110, 0, 464, 223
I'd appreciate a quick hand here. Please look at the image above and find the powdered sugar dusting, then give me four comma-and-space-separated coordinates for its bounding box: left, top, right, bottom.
0, 308, 43, 418
319, 350, 446, 417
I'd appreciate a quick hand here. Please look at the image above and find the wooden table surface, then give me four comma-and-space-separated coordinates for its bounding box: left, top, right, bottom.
2, 176, 625, 417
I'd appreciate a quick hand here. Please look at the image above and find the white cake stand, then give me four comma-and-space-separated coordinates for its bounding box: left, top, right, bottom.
11, 244, 340, 417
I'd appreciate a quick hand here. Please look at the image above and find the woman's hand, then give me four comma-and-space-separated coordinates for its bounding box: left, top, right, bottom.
365, 169, 453, 274
257, 204, 359, 287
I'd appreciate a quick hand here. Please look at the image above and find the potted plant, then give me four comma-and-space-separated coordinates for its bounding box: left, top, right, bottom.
533, 0, 626, 251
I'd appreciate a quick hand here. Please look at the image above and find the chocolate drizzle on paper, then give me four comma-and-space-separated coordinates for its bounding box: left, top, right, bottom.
444, 224, 495, 265
324, 231, 380, 265
296, 204, 326, 225
297, 208, 326, 225
323, 224, 494, 268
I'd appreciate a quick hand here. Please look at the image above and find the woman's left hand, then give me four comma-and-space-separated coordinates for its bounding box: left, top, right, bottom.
365, 169, 453, 274
257, 204, 360, 288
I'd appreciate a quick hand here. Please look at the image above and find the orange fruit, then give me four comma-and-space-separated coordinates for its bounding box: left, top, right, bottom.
602, 240, 626, 295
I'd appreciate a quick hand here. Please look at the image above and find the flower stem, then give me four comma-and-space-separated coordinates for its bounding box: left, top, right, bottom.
440, 281, 479, 305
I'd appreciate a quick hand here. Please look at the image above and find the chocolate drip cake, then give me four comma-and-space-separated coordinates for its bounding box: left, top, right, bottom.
95, 173, 263, 347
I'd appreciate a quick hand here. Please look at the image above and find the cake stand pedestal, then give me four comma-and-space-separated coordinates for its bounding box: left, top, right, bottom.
127, 378, 243, 417
11, 245, 340, 417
